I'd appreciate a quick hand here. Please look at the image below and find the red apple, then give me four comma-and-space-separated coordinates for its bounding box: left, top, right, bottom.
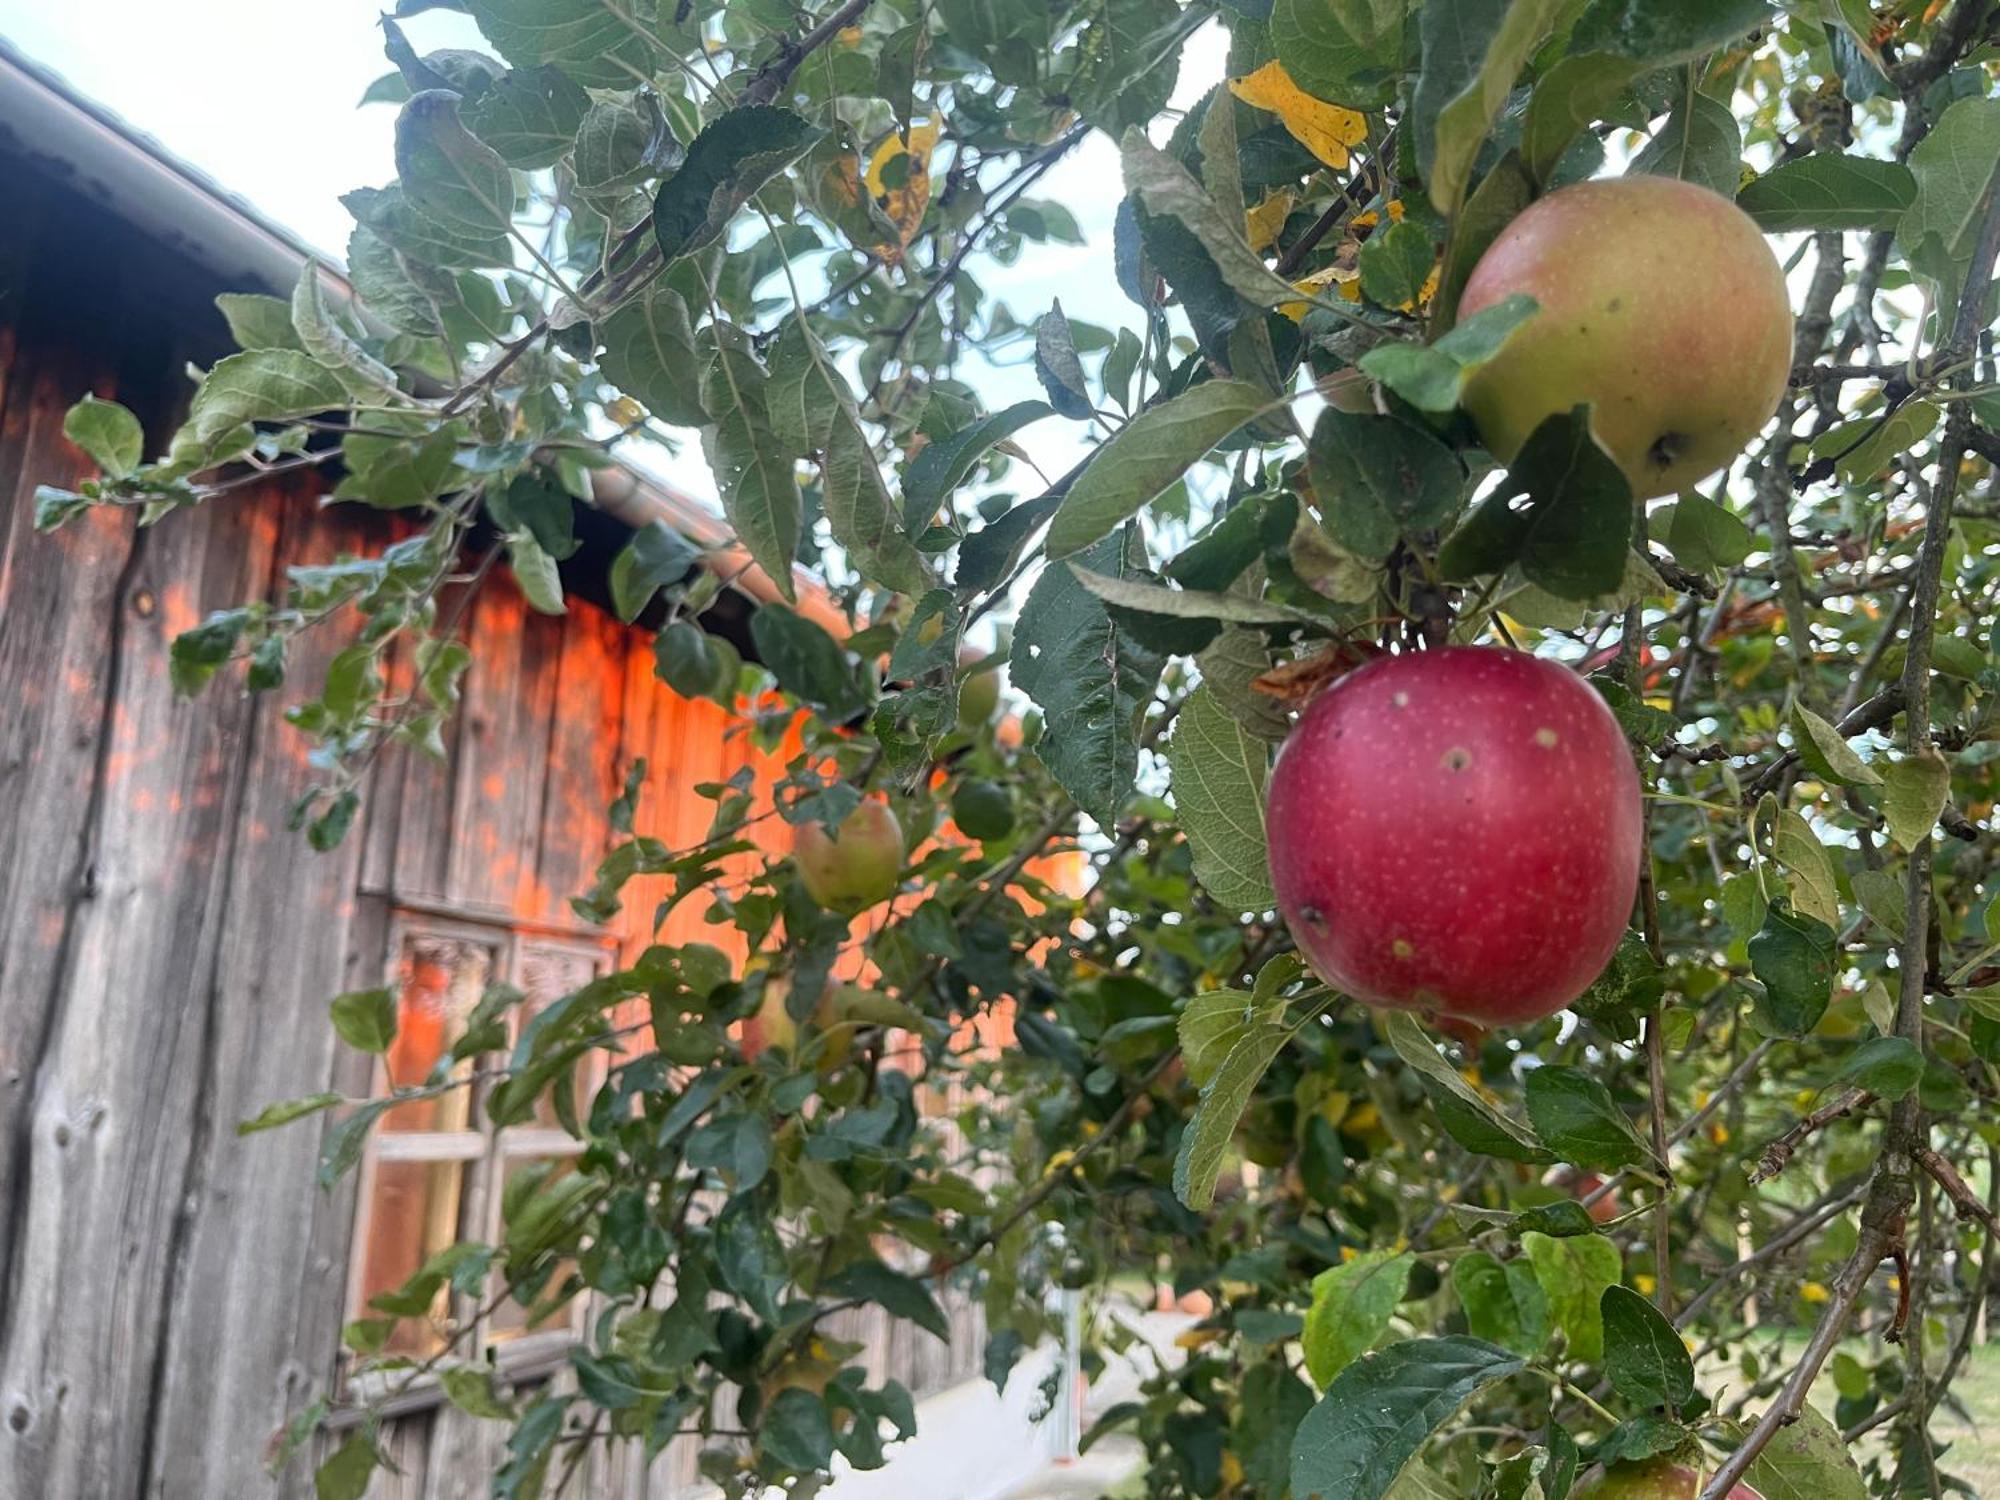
1457, 175, 1792, 499
1576, 1460, 1763, 1499
1265, 647, 1641, 1026
795, 800, 904, 911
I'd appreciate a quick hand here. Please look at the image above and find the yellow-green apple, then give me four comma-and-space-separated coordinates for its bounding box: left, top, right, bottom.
1457, 175, 1792, 498
1576, 1460, 1763, 1498
795, 800, 904, 911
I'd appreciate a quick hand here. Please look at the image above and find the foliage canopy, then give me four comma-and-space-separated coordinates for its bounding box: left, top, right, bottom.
35, 0, 2000, 1496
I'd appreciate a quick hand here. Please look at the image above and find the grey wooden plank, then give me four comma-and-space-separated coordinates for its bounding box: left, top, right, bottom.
0, 459, 275, 1496
143, 490, 376, 1499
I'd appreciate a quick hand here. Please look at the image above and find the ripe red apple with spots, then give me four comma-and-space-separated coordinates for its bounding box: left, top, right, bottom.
1457, 175, 1792, 499
1265, 647, 1641, 1026
1575, 1459, 1763, 1499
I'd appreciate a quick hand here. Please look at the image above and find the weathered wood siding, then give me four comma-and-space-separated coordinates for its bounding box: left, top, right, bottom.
0, 157, 988, 1500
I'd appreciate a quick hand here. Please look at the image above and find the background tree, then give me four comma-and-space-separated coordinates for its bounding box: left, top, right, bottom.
33, 0, 2000, 1496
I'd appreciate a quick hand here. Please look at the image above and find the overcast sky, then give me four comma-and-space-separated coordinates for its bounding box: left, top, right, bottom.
0, 3, 1232, 505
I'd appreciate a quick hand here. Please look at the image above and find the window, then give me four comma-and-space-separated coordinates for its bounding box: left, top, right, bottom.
347, 911, 615, 1366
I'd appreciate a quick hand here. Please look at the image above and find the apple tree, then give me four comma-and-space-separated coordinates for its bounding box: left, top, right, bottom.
33, 0, 2000, 1496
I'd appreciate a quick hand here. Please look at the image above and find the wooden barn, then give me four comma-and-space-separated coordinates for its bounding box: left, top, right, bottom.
0, 41, 1038, 1500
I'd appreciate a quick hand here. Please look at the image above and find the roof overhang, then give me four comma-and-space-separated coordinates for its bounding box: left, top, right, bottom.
0, 37, 846, 635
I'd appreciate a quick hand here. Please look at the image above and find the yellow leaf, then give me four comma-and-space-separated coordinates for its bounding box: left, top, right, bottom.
1634, 1273, 1657, 1296
1219, 1452, 1245, 1488
1280, 263, 1356, 321
1228, 62, 1367, 169
1174, 1327, 1222, 1350
1245, 188, 1296, 253
1801, 1281, 1830, 1303
866, 119, 940, 258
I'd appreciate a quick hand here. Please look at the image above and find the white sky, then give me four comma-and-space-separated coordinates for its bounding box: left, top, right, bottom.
0, 3, 1233, 507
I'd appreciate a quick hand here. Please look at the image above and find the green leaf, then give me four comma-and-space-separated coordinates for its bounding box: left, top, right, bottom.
1013, 530, 1168, 828
1740, 1403, 1868, 1500
329, 987, 398, 1053
825, 1259, 951, 1341
1180, 988, 1286, 1089
1270, 0, 1407, 109
1523, 1066, 1653, 1172
314, 1435, 379, 1500
1359, 293, 1539, 411
824, 398, 933, 599
653, 106, 822, 263
1772, 808, 1841, 932
507, 533, 566, 616
1812, 399, 1942, 484
1168, 685, 1276, 913
1522, 1230, 1621, 1363
440, 1365, 517, 1420
1898, 95, 2000, 312
1413, 0, 1567, 215
1439, 405, 1634, 599
1880, 750, 1950, 850
749, 604, 867, 722
1452, 1251, 1549, 1357
216, 292, 305, 352
1173, 1006, 1294, 1210
292, 262, 398, 395
186, 351, 353, 449
1382, 1011, 1551, 1163
1290, 1336, 1523, 1500
465, 0, 660, 83
1593, 1415, 1690, 1469
1035, 300, 1095, 419
902, 400, 1052, 531
762, 1386, 837, 1472
1308, 407, 1466, 561
1521, 56, 1643, 185
1304, 1250, 1415, 1388
1663, 490, 1753, 572
168, 609, 250, 697
1508, 1200, 1599, 1238
1748, 898, 1837, 1036
343, 183, 513, 270
63, 395, 144, 478
461, 65, 589, 168
1737, 154, 1916, 232
1819, 1036, 1924, 1101
1070, 565, 1313, 626
1629, 88, 1742, 195
1850, 870, 1906, 943
609, 521, 701, 624
395, 90, 517, 235
598, 285, 706, 427
1600, 1285, 1695, 1409
1566, 0, 1771, 64
1120, 129, 1305, 312
1789, 702, 1880, 788
1045, 381, 1267, 559
1359, 218, 1440, 311
237, 1091, 345, 1136
701, 340, 802, 604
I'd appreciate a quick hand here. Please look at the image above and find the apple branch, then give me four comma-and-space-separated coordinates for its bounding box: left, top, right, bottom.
1746, 1087, 1872, 1186
1700, 149, 2000, 1500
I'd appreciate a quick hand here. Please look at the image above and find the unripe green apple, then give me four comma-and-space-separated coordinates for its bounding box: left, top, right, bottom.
957, 651, 1002, 726
795, 800, 904, 911
1576, 1460, 1762, 1499
1457, 175, 1792, 499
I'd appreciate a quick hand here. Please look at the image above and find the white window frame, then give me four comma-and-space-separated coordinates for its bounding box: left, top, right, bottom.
343, 903, 619, 1389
